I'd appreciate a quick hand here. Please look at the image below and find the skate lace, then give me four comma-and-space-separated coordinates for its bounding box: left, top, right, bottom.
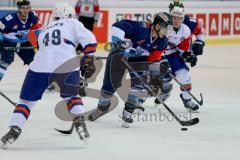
91, 108, 107, 120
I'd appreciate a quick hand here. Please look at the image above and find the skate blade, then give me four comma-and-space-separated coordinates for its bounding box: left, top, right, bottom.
77, 130, 89, 145
122, 122, 130, 128
1, 142, 7, 150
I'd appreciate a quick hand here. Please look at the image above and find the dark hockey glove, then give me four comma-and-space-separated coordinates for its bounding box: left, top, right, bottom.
111, 40, 127, 55
192, 40, 205, 56
80, 55, 96, 78
182, 51, 198, 67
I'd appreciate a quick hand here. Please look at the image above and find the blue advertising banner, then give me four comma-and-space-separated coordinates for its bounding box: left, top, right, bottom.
0, 10, 15, 19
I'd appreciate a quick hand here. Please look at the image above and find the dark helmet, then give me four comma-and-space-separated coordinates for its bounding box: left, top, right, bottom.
153, 12, 170, 28
16, 0, 30, 8
169, 0, 184, 12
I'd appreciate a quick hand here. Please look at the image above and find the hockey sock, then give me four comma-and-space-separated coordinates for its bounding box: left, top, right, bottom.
66, 96, 85, 115
175, 68, 192, 100
9, 100, 36, 130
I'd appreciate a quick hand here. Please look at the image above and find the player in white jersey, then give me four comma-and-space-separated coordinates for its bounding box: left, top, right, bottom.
1, 3, 97, 149
164, 6, 199, 111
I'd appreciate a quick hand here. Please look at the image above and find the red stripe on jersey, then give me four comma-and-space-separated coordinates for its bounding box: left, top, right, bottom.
147, 50, 164, 62
192, 22, 202, 35
30, 23, 42, 30
83, 46, 96, 54
178, 36, 192, 51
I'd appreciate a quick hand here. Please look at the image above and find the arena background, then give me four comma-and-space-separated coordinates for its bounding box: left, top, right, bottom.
1, 0, 240, 48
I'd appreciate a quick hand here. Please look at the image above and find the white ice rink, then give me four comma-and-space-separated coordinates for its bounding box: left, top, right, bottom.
0, 44, 240, 160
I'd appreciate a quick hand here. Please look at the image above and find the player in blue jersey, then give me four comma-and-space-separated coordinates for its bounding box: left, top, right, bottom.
0, 0, 41, 82
88, 13, 170, 125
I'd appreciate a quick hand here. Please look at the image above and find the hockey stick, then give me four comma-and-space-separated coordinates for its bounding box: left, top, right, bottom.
120, 57, 199, 126
161, 64, 203, 106
4, 46, 35, 50
95, 56, 107, 60
55, 123, 74, 134
170, 72, 203, 106
0, 91, 17, 106
55, 64, 89, 135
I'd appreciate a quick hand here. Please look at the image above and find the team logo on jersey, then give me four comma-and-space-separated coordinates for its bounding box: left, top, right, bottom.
5, 14, 13, 21
134, 46, 149, 56
12, 24, 18, 30
22, 25, 26, 29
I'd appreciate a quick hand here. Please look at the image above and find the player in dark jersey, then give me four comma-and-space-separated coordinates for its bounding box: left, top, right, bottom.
88, 13, 170, 125
0, 0, 41, 82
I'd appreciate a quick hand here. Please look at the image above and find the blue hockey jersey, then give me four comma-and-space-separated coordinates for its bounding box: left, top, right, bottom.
112, 20, 168, 62
184, 15, 203, 36
0, 11, 39, 43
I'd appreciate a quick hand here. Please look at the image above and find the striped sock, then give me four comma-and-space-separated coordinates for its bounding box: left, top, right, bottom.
180, 83, 192, 100
67, 96, 85, 115
9, 104, 31, 129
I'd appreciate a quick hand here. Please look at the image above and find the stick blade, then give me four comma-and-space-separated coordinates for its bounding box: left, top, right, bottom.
199, 93, 203, 106
54, 128, 73, 135
181, 118, 199, 126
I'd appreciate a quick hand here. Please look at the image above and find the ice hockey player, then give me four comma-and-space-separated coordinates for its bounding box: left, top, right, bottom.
88, 13, 170, 125
1, 3, 97, 149
155, 0, 205, 105
163, 6, 200, 111
0, 0, 41, 82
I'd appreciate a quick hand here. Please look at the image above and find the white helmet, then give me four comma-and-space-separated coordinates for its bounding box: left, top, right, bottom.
170, 6, 185, 18
53, 3, 75, 20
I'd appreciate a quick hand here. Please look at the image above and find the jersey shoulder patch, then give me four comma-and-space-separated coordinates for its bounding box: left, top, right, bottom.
0, 21, 5, 30
5, 14, 14, 22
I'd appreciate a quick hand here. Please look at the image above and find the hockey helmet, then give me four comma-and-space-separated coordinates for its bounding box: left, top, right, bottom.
153, 12, 170, 29
170, 6, 185, 18
53, 3, 76, 20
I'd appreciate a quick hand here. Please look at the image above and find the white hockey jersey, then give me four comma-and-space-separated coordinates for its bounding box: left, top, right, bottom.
29, 18, 97, 73
165, 23, 191, 55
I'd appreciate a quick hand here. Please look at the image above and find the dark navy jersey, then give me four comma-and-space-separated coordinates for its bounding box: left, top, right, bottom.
183, 15, 197, 33
112, 20, 168, 62
0, 11, 39, 43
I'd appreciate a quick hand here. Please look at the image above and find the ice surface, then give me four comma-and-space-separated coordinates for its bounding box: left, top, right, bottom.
0, 44, 240, 160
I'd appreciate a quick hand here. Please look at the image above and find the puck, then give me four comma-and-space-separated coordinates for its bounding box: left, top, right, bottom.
181, 128, 188, 131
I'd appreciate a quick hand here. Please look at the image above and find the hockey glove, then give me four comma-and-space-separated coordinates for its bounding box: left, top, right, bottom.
192, 40, 205, 56
182, 51, 198, 67
80, 55, 96, 78
111, 36, 127, 55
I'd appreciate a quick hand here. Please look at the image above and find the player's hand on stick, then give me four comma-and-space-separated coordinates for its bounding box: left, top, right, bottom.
80, 55, 96, 78
182, 51, 198, 67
